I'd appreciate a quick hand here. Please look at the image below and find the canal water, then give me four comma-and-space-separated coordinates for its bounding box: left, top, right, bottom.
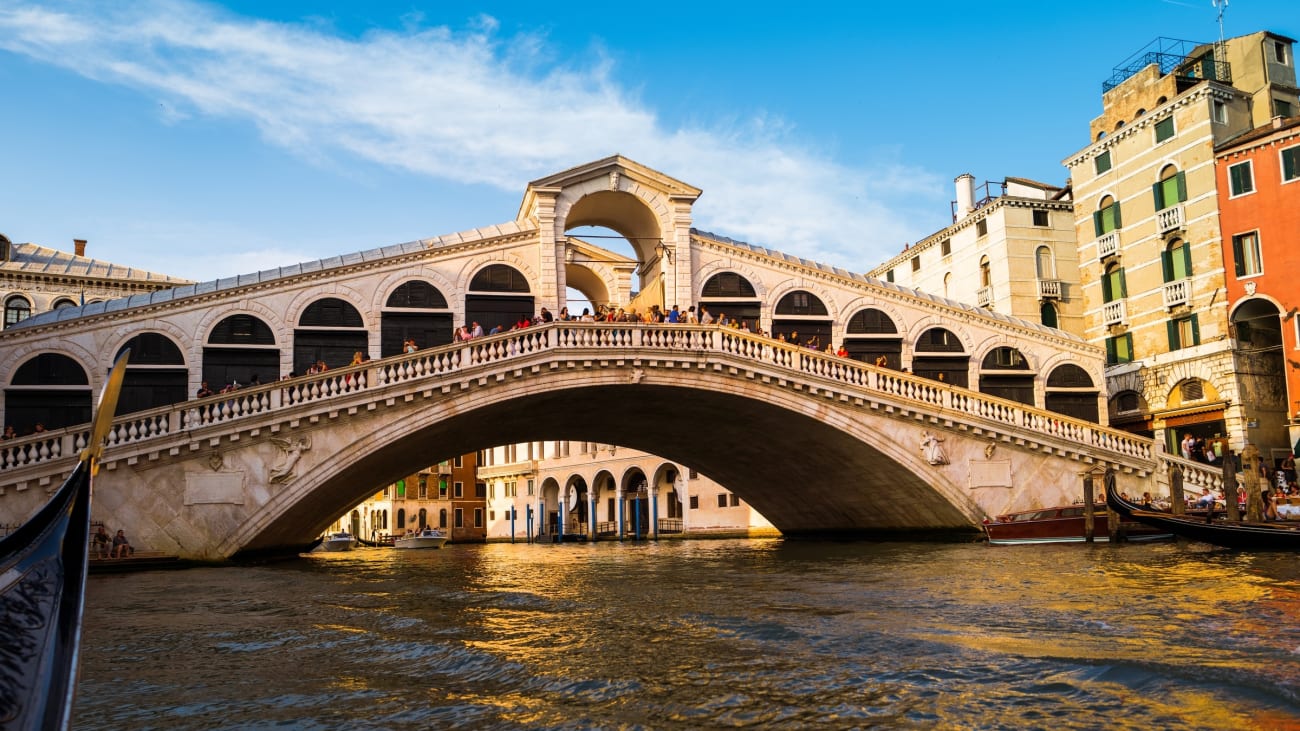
75, 539, 1300, 730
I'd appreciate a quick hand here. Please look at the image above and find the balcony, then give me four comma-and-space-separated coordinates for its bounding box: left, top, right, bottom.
976, 286, 992, 308
1103, 300, 1127, 326
1097, 231, 1119, 259
1157, 204, 1185, 234
437, 464, 452, 475
1037, 279, 1062, 300
1162, 279, 1190, 308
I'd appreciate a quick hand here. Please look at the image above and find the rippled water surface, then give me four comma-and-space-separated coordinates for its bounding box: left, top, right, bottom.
74, 539, 1300, 729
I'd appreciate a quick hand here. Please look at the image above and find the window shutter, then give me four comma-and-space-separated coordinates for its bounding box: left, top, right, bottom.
1152, 181, 1165, 210
1284, 149, 1299, 181
1093, 210, 1103, 237
1118, 269, 1128, 298
1167, 320, 1179, 350
1175, 171, 1187, 202
1161, 250, 1174, 282
1190, 314, 1200, 345
1106, 337, 1117, 364
1233, 236, 1246, 277
1181, 242, 1193, 277
1113, 202, 1122, 229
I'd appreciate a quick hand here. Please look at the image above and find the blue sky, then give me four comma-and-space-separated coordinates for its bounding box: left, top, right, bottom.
0, 0, 1294, 283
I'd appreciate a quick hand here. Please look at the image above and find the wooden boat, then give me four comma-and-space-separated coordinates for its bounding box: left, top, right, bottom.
393, 528, 449, 550
1107, 484, 1300, 550
318, 531, 354, 552
983, 503, 1172, 545
354, 534, 393, 548
0, 351, 127, 730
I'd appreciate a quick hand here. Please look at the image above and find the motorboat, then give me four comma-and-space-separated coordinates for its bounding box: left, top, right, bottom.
393, 528, 449, 549
1107, 484, 1300, 550
318, 531, 354, 552
983, 503, 1172, 545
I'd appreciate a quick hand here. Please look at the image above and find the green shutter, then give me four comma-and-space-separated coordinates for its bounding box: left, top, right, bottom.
1175, 171, 1187, 202
1167, 320, 1179, 350
1093, 210, 1103, 237
1106, 337, 1117, 364
1152, 181, 1165, 210
1181, 242, 1193, 277
1123, 334, 1134, 362
1113, 202, 1122, 228
1118, 268, 1128, 298
1190, 314, 1200, 345
1161, 250, 1174, 282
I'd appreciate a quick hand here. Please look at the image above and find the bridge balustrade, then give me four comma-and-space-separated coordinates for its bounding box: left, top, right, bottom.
0, 322, 1154, 485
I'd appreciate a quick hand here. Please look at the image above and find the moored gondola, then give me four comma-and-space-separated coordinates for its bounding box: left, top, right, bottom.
0, 352, 128, 730
1106, 482, 1300, 550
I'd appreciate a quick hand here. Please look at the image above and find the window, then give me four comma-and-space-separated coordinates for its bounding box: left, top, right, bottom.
1162, 239, 1193, 281
438, 479, 447, 497
454, 509, 463, 528
1093, 196, 1122, 235
453, 455, 463, 468
1032, 209, 1049, 227
979, 258, 991, 287
1102, 265, 1127, 302
419, 476, 428, 499
1275, 40, 1290, 65
1040, 302, 1058, 329
1152, 167, 1186, 209
474, 509, 483, 528
395, 479, 405, 498
474, 482, 485, 498
975, 219, 988, 237
1035, 246, 1055, 279
1282, 146, 1300, 183
729, 494, 740, 507
1232, 232, 1263, 277
527, 479, 535, 496
3, 295, 31, 328
1276, 99, 1293, 119
1094, 150, 1112, 174
689, 495, 699, 510
1181, 380, 1205, 401
1168, 315, 1200, 350
940, 239, 951, 256
454, 481, 463, 498
1154, 116, 1175, 143
688, 468, 698, 479
1229, 161, 1255, 197
1105, 333, 1134, 365
885, 269, 894, 283
717, 494, 727, 508
1212, 99, 1227, 124
911, 257, 921, 273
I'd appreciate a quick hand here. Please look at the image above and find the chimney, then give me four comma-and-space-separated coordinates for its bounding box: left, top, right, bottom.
1273, 115, 1285, 129
955, 174, 976, 216
74, 239, 87, 257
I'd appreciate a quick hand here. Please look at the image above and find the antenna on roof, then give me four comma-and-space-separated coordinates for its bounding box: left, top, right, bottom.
1212, 0, 1227, 44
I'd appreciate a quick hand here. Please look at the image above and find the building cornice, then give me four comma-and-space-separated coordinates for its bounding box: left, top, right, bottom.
1063, 83, 1239, 169
872, 196, 1074, 273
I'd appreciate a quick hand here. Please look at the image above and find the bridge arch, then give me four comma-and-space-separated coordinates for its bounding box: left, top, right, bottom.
555, 188, 668, 291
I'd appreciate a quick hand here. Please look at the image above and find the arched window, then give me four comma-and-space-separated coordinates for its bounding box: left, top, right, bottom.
1035, 246, 1055, 279
979, 257, 991, 288
979, 347, 1034, 405
1163, 238, 1192, 282
1094, 195, 1121, 236
1102, 263, 1126, 303
205, 314, 280, 391
470, 264, 530, 293
1046, 364, 1099, 422
4, 294, 31, 328
698, 272, 761, 328
913, 327, 969, 387
701, 272, 756, 298
774, 290, 828, 316
1154, 165, 1186, 210
387, 281, 448, 309
295, 297, 367, 374
6, 353, 92, 431
383, 281, 453, 355
943, 272, 952, 298
52, 298, 78, 310
115, 332, 188, 414
981, 347, 1029, 370
300, 298, 364, 327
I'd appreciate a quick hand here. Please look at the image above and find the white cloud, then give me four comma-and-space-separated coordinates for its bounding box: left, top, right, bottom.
0, 0, 947, 274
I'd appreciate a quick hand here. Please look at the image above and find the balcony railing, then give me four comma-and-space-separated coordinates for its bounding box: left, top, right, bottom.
976, 286, 992, 308
1157, 204, 1185, 234
1037, 279, 1062, 300
1162, 279, 1190, 308
1103, 300, 1127, 326
1097, 231, 1119, 259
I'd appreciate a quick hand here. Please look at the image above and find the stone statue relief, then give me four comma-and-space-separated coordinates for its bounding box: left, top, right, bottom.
268, 436, 311, 483
921, 431, 949, 466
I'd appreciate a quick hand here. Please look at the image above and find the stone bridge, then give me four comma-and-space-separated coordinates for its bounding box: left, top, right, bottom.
2, 323, 1160, 559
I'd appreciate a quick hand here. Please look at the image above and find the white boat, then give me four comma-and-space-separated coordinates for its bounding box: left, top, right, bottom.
319, 531, 354, 552
393, 528, 449, 549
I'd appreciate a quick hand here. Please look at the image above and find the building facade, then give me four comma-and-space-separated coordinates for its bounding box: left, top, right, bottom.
1063, 33, 1299, 457
1215, 115, 1300, 460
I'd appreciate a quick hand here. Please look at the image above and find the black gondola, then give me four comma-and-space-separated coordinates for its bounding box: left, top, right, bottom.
1107, 482, 1300, 551
0, 352, 128, 730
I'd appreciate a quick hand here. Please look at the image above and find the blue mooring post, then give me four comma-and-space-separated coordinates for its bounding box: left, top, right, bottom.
652, 489, 660, 541
510, 506, 516, 544
618, 496, 625, 542
557, 499, 565, 543
590, 493, 598, 542
633, 495, 641, 541
538, 499, 545, 541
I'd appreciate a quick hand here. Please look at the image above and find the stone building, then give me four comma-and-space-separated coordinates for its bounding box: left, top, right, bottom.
1062, 32, 1299, 456
1214, 115, 1300, 461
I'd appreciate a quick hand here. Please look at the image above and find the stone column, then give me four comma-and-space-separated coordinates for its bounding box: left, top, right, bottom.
531, 187, 563, 313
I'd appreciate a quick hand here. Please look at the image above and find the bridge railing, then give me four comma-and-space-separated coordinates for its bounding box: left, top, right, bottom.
0, 322, 1153, 483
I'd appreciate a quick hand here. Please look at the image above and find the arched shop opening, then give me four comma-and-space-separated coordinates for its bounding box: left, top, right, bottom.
697, 272, 760, 329
912, 327, 969, 387
1045, 364, 1100, 422
115, 333, 188, 414
465, 264, 534, 334
842, 308, 902, 368
381, 280, 453, 356
204, 314, 280, 391
293, 297, 368, 374
977, 347, 1034, 406
4, 353, 91, 432
771, 290, 832, 349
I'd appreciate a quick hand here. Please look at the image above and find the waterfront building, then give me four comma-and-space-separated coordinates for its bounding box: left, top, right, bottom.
1062, 32, 1299, 456
1214, 115, 1300, 460
868, 175, 1080, 337
331, 456, 486, 543
478, 441, 775, 541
